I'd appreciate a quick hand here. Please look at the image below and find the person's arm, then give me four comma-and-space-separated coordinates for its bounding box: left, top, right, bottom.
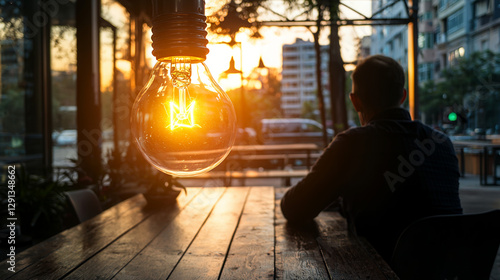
280, 133, 356, 223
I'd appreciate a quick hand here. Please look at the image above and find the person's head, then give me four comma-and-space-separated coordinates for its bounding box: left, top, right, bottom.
350, 55, 407, 125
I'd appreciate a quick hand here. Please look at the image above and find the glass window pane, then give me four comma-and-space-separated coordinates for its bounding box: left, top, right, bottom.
51, 3, 77, 168
100, 27, 115, 156
1, 0, 44, 173
101, 0, 134, 157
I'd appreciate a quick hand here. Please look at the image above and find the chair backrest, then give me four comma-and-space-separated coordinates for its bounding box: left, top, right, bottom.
390, 210, 500, 280
65, 189, 103, 223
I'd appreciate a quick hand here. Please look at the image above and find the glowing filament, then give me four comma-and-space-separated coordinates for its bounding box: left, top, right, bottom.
164, 87, 200, 130
168, 100, 197, 130
164, 57, 201, 130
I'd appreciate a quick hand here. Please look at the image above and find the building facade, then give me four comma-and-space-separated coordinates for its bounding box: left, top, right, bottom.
281, 38, 330, 118
370, 0, 409, 69
370, 0, 500, 81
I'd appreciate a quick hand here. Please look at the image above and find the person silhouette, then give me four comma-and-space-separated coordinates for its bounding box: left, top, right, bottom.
280, 55, 462, 260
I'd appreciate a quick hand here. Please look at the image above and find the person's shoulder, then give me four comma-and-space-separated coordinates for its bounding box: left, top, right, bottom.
414, 121, 452, 142
330, 126, 378, 147
338, 125, 378, 138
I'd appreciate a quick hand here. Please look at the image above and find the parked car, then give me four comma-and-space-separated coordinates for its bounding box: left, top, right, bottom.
235, 127, 257, 144
258, 118, 334, 146
55, 130, 77, 146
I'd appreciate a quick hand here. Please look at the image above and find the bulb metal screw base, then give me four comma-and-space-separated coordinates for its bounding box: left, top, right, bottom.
151, 2, 209, 61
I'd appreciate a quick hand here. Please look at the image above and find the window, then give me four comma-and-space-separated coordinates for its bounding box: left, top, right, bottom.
481, 39, 489, 51
284, 55, 299, 61
0, 0, 47, 173
303, 45, 314, 51
284, 46, 298, 52
418, 63, 434, 81
51, 8, 77, 166
284, 82, 298, 88
439, 0, 459, 10
283, 73, 298, 79
283, 91, 299, 97
283, 65, 298, 70
418, 33, 435, 49
423, 11, 433, 21
446, 8, 464, 36
439, 0, 445, 10
448, 47, 465, 65
303, 81, 314, 87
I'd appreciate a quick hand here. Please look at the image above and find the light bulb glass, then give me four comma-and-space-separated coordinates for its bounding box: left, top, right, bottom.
131, 57, 237, 177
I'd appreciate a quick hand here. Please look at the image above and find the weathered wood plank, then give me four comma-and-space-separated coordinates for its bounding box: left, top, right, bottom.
0, 193, 148, 279
6, 188, 202, 280
274, 187, 330, 280
315, 212, 399, 279
111, 187, 228, 279
219, 186, 275, 280
167, 187, 251, 280
64, 187, 214, 279
358, 237, 400, 279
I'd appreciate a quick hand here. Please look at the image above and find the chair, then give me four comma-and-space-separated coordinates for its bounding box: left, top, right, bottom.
65, 189, 103, 223
390, 210, 500, 280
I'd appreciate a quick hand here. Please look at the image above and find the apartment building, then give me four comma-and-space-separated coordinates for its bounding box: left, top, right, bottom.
434, 0, 470, 76
370, 0, 500, 82
281, 38, 330, 117
370, 0, 409, 69
469, 0, 500, 52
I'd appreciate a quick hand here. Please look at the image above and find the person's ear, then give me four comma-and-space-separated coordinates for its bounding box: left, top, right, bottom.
400, 89, 407, 105
349, 93, 363, 112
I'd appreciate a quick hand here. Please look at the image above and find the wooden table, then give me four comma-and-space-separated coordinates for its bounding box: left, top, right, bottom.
1, 186, 398, 279
453, 141, 500, 185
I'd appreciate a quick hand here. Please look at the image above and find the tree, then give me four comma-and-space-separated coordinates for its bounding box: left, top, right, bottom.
326, 0, 348, 134
207, 0, 264, 44
420, 51, 500, 132
207, 0, 347, 147
281, 0, 330, 147
227, 67, 283, 130
419, 80, 443, 125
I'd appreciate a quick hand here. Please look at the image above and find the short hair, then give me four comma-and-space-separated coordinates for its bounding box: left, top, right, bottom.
352, 55, 406, 111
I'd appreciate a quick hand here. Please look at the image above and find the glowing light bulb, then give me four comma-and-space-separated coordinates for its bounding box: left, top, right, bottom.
131, 56, 237, 177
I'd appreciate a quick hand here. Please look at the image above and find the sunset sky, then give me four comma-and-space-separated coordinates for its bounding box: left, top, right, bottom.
49, 0, 372, 92
204, 0, 372, 89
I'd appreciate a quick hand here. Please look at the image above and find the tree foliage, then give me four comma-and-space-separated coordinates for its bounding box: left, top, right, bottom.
207, 0, 265, 43
420, 51, 500, 132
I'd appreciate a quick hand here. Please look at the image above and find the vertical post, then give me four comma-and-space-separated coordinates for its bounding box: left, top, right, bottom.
23, 0, 47, 175
134, 16, 144, 91
239, 43, 246, 129
408, 0, 419, 120
76, 0, 102, 180
41, 12, 52, 177
112, 27, 119, 152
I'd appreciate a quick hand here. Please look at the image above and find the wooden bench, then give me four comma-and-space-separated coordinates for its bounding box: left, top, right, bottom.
225, 144, 321, 169
225, 153, 322, 170
189, 169, 309, 186
188, 144, 321, 187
